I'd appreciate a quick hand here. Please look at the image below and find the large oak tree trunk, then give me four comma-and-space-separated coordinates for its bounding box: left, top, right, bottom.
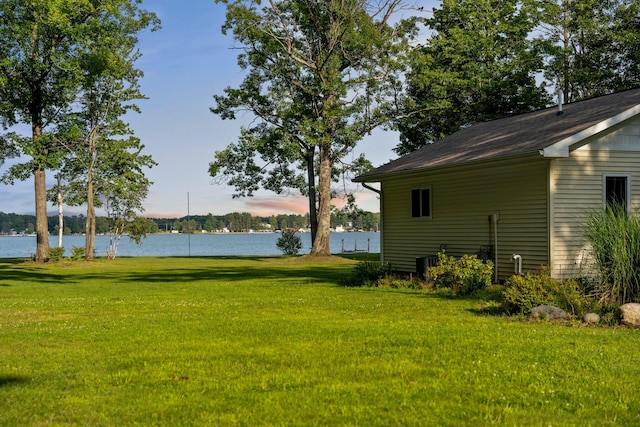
33, 114, 50, 262
34, 168, 50, 262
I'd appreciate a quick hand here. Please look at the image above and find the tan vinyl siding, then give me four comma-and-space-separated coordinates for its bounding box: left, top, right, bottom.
550, 118, 640, 278
380, 157, 549, 280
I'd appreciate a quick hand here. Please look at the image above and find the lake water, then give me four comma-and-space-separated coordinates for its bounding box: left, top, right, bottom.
0, 232, 380, 258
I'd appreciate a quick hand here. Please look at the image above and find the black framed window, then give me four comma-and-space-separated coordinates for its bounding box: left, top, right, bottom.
605, 175, 629, 211
411, 188, 431, 218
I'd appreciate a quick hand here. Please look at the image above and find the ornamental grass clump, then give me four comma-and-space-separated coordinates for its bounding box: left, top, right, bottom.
583, 204, 640, 304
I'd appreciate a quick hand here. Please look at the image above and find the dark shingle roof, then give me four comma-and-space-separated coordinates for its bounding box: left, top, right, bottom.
356, 88, 640, 181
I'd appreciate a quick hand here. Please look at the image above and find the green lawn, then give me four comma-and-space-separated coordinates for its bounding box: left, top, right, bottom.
1, 256, 639, 426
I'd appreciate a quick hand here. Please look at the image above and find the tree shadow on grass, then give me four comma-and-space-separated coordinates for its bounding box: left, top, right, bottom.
120, 258, 352, 285
0, 375, 29, 387
0, 256, 358, 287
0, 259, 69, 285
408, 287, 510, 317
466, 305, 510, 317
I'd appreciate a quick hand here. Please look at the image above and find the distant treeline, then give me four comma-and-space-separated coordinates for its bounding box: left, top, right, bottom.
0, 211, 380, 235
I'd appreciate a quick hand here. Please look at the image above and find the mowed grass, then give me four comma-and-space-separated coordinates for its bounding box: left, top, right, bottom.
1, 256, 639, 426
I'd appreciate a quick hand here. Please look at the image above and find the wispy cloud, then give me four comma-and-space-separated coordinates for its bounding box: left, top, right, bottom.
244, 195, 308, 216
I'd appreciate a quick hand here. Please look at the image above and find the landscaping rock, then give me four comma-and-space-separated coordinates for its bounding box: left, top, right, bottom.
531, 305, 567, 320
583, 312, 600, 324
620, 303, 640, 327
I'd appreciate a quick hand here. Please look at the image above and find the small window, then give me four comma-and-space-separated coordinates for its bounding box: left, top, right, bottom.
411, 188, 431, 218
604, 175, 629, 211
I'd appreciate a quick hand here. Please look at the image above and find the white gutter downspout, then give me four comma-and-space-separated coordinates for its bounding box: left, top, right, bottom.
512, 254, 523, 275
361, 183, 383, 263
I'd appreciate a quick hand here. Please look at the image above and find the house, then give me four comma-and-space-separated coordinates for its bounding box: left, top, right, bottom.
355, 88, 640, 281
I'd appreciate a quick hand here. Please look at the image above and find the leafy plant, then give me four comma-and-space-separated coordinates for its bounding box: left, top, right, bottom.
276, 229, 303, 255
596, 304, 622, 326
428, 252, 493, 296
503, 268, 587, 316
342, 260, 393, 287
583, 205, 640, 304
47, 247, 65, 262
70, 246, 85, 261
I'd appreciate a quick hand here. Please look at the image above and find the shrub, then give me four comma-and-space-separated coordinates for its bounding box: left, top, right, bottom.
276, 229, 303, 255
70, 246, 85, 261
47, 247, 65, 262
343, 261, 393, 287
503, 268, 587, 316
596, 305, 622, 326
583, 205, 640, 304
428, 252, 493, 296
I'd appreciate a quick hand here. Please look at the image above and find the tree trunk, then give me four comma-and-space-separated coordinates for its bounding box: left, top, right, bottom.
34, 168, 50, 262
85, 180, 95, 261
57, 174, 63, 248
85, 130, 98, 260
310, 143, 332, 256
306, 152, 318, 247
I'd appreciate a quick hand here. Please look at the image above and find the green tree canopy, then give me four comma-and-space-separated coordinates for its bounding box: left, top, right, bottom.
0, 0, 157, 262
533, 0, 640, 102
395, 0, 550, 155
210, 0, 416, 256
54, 32, 158, 260
396, 0, 640, 155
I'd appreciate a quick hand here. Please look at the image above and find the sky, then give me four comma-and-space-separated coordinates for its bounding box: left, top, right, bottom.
0, 0, 437, 219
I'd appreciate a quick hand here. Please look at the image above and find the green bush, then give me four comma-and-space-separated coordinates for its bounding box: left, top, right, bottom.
47, 247, 65, 262
428, 252, 493, 296
503, 268, 588, 316
583, 205, 640, 304
343, 261, 393, 287
596, 305, 622, 326
276, 229, 303, 255
70, 246, 85, 261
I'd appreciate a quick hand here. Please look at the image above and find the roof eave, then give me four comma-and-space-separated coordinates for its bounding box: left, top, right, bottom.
541, 104, 640, 158
354, 152, 541, 183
